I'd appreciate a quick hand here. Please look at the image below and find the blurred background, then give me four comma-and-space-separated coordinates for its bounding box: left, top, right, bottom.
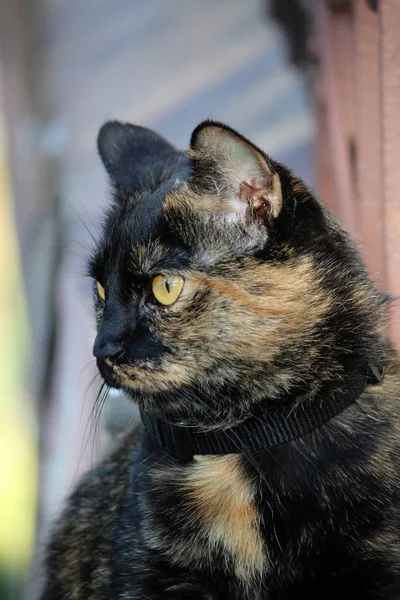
0, 0, 399, 599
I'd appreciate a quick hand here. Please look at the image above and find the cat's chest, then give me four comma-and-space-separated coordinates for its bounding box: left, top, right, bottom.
146, 454, 266, 589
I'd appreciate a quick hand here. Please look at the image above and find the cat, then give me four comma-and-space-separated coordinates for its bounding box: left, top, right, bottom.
40, 120, 400, 599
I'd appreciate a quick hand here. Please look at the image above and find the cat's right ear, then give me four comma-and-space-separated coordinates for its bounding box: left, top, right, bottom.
97, 121, 178, 193
189, 121, 283, 223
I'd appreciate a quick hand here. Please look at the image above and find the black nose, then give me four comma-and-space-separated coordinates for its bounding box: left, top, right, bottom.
93, 337, 124, 362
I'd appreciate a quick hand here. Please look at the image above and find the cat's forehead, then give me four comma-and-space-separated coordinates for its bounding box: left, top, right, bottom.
108, 177, 182, 244
102, 176, 268, 276
102, 188, 191, 275
129, 238, 190, 275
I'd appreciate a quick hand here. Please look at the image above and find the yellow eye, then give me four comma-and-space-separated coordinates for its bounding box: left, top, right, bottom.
97, 281, 106, 302
152, 275, 184, 306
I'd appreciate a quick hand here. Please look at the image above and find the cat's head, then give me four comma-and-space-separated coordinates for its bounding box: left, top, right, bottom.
90, 120, 383, 424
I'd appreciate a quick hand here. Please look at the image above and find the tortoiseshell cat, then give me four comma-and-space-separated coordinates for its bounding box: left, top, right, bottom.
41, 120, 400, 599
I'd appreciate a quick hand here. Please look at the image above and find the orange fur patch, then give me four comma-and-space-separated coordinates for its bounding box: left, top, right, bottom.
185, 454, 265, 582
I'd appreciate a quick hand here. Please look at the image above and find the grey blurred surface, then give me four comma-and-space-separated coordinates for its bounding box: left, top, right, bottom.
38, 0, 314, 528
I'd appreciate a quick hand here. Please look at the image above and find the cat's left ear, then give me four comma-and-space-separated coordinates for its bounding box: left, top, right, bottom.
97, 121, 181, 193
190, 121, 282, 219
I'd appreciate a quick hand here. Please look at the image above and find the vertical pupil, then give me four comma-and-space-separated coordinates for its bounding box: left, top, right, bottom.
165, 279, 171, 293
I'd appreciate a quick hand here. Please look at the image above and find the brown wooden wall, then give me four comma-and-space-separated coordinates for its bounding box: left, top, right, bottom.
315, 0, 400, 350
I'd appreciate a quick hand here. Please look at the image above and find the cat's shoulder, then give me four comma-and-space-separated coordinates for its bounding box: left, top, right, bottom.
45, 429, 138, 557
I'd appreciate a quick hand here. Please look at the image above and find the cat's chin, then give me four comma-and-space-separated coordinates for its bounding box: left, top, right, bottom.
99, 372, 123, 390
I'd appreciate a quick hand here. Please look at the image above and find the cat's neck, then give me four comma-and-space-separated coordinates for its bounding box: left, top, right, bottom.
144, 344, 386, 430
140, 358, 385, 464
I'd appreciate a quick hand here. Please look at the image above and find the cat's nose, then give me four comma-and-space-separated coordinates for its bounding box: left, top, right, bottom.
93, 337, 124, 363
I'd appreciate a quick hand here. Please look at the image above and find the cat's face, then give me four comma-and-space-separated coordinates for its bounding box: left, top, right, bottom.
90, 120, 379, 422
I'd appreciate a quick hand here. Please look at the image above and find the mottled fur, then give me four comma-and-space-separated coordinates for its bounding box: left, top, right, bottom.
41, 120, 400, 599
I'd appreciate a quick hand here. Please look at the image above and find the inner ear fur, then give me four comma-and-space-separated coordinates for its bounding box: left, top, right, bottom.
190, 121, 282, 219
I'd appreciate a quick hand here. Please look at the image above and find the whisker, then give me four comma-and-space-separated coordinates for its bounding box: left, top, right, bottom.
76, 380, 109, 478
66, 200, 98, 246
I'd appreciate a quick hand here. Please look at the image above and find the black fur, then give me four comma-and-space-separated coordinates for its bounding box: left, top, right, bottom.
40, 121, 400, 600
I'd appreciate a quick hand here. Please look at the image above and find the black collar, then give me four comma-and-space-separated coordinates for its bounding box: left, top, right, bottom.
140, 364, 384, 464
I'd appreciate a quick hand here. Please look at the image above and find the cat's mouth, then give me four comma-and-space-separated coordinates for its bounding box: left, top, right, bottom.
97, 357, 190, 394
96, 358, 129, 389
